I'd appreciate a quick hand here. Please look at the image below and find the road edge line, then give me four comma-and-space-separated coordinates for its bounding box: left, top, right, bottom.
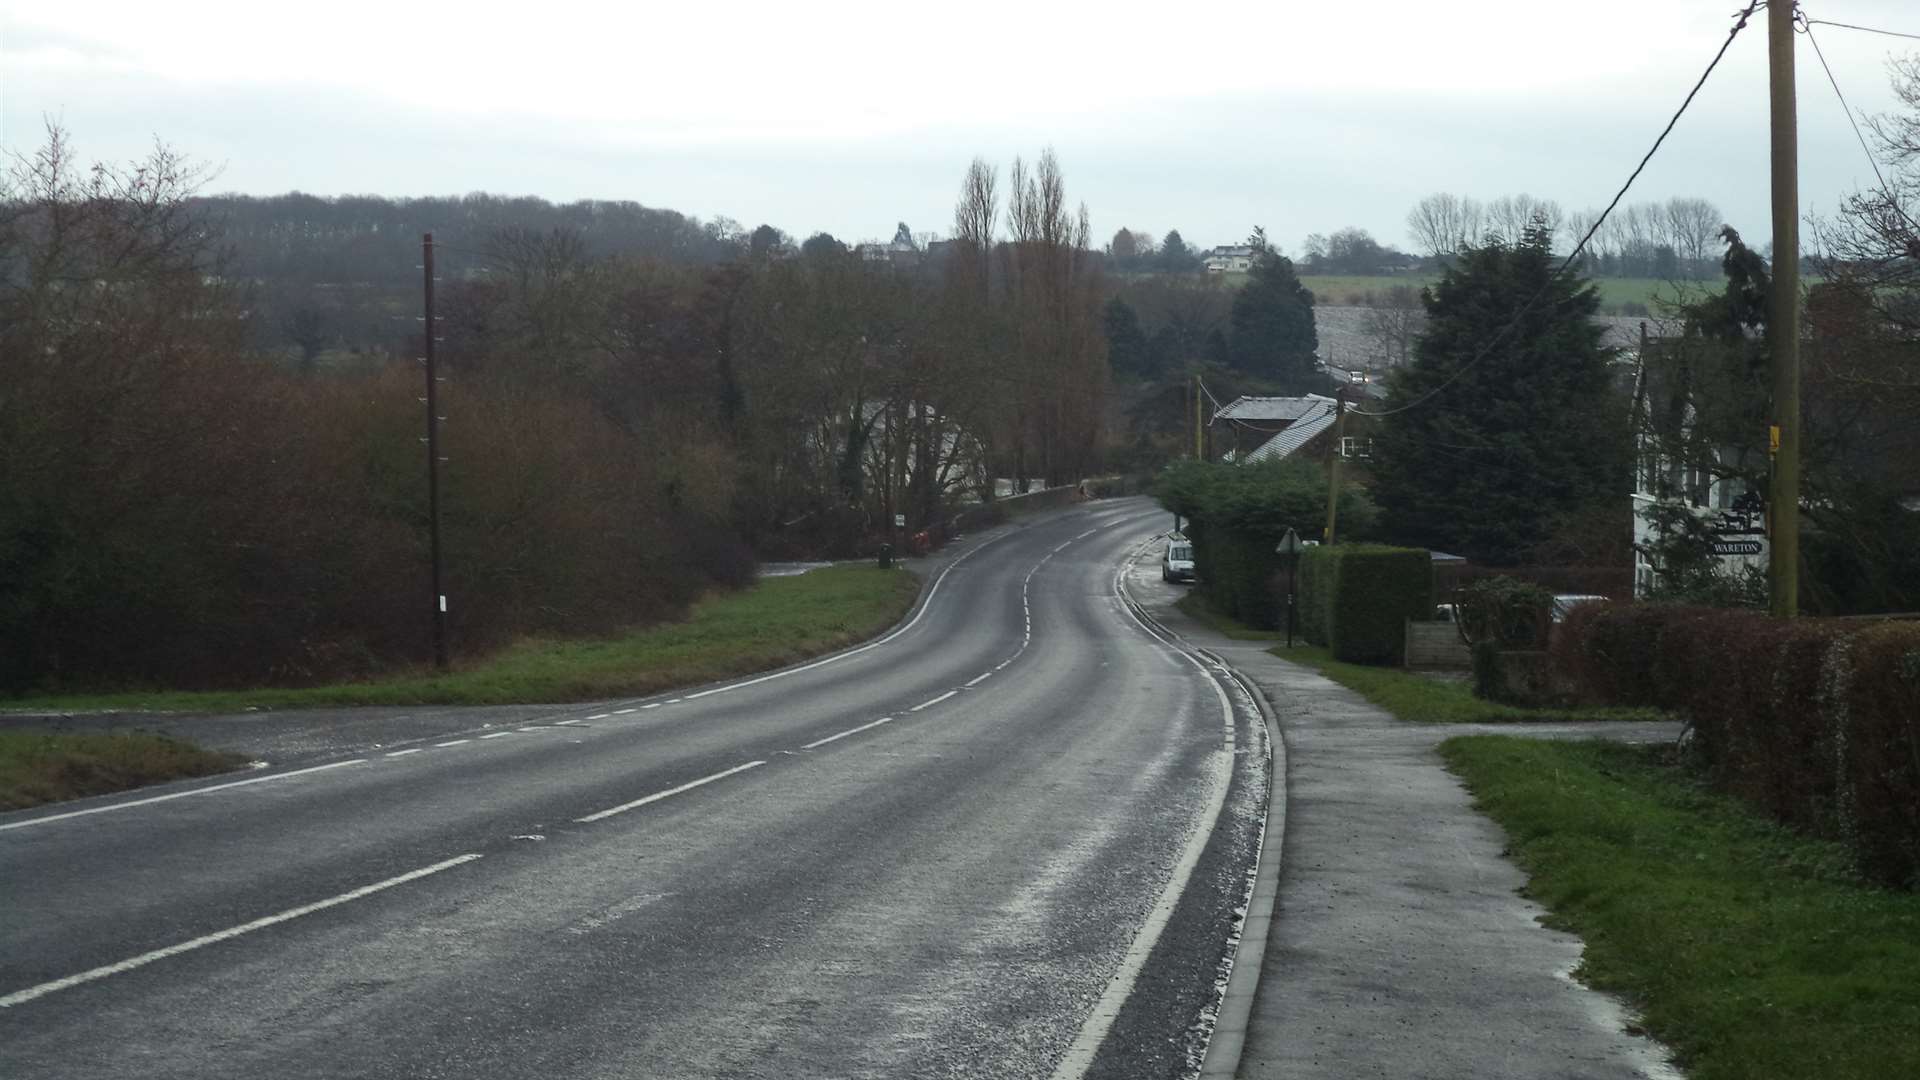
1113, 544, 1290, 1080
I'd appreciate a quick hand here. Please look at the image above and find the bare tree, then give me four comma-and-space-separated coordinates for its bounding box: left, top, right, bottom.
1486, 194, 1563, 247
951, 157, 998, 303
1359, 284, 1426, 367
1406, 192, 1480, 257
1663, 197, 1723, 277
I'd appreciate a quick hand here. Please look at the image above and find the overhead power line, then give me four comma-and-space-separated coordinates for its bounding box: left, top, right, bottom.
1801, 16, 1920, 42
1351, 1, 1764, 419
1798, 10, 1920, 234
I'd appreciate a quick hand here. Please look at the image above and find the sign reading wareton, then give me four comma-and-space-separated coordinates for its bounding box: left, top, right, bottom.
1708, 492, 1768, 567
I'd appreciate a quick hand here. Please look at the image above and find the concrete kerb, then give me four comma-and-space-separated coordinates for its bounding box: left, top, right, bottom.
1112, 557, 1286, 1080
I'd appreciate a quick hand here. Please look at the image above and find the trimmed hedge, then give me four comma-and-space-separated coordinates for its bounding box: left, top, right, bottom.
1326, 545, 1435, 664
1297, 546, 1335, 646
1556, 605, 1920, 889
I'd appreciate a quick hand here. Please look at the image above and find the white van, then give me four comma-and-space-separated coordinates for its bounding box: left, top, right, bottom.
1162, 539, 1195, 583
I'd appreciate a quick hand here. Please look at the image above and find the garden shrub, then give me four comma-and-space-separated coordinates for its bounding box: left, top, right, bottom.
1454, 575, 1554, 648
1829, 623, 1920, 887
1297, 546, 1335, 645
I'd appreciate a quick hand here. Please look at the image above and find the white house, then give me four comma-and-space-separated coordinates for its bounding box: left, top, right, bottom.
1628, 352, 1769, 598
1202, 245, 1258, 274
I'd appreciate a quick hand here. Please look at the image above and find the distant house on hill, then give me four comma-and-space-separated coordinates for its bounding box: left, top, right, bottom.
1202, 245, 1259, 274
855, 238, 921, 269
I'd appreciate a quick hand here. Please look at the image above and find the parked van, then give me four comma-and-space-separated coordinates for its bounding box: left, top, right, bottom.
1162, 539, 1195, 583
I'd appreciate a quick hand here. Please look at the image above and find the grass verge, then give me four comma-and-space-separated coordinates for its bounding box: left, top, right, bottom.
4, 565, 923, 713
1271, 642, 1663, 723
1174, 591, 1285, 641
1176, 590, 1657, 722
1442, 736, 1920, 1079
0, 731, 247, 810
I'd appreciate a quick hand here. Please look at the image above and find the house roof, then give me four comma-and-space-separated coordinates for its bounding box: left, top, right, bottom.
1242, 403, 1340, 463
1212, 394, 1336, 423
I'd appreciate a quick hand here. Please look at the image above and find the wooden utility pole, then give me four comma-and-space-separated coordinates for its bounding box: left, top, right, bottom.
1767, 0, 1800, 617
422, 233, 449, 669
1323, 390, 1348, 544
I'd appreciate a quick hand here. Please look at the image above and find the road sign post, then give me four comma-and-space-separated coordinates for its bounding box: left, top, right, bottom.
1276, 527, 1304, 648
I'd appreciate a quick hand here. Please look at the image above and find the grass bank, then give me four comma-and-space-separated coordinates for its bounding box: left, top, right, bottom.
0, 731, 247, 810
1443, 737, 1920, 1079
5, 565, 922, 713
1175, 591, 1660, 723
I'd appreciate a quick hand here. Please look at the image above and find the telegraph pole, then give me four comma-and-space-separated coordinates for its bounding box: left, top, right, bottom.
1323, 389, 1348, 544
1767, 0, 1800, 617
423, 233, 449, 668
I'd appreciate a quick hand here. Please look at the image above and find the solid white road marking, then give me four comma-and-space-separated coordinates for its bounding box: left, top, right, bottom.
574, 761, 767, 823
801, 717, 893, 750
0, 854, 484, 1008
0, 760, 367, 833
385, 749, 424, 758
1047, 538, 1242, 1080
909, 690, 959, 712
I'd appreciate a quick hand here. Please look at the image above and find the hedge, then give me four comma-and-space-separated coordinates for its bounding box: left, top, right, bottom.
1297, 546, 1335, 646
1555, 605, 1920, 889
1325, 545, 1435, 664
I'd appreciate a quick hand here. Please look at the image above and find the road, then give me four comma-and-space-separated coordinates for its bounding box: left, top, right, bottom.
0, 498, 1269, 1080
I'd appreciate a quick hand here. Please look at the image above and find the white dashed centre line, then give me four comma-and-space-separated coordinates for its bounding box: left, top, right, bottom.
612, 708, 636, 715
585, 713, 611, 720
480, 732, 511, 740
964, 672, 992, 687
385, 748, 424, 757
909, 690, 958, 713
435, 739, 470, 748
575, 761, 767, 824
0, 854, 485, 1009
801, 717, 892, 750
640, 703, 662, 710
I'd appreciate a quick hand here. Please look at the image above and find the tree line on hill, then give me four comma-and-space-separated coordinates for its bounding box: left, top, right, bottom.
0, 126, 1110, 691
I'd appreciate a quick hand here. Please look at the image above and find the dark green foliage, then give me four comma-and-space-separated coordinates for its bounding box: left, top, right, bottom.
1369, 224, 1627, 565
1555, 605, 1920, 888
1323, 545, 1434, 664
1455, 575, 1553, 647
1154, 458, 1376, 630
1159, 229, 1199, 273
1227, 252, 1318, 390
1297, 547, 1335, 646
1103, 296, 1153, 380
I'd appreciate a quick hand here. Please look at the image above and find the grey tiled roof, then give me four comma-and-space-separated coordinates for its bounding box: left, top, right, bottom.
1212, 394, 1337, 422
1243, 403, 1339, 463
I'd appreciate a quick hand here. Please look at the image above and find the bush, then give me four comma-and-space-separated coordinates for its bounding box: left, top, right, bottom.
1473, 643, 1557, 706
1830, 623, 1920, 887
1454, 575, 1553, 647
1154, 457, 1377, 631
1556, 605, 1920, 888
1297, 547, 1335, 646
1325, 544, 1434, 664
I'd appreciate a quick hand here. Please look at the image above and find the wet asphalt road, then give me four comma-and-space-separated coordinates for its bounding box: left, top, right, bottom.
0, 498, 1267, 1080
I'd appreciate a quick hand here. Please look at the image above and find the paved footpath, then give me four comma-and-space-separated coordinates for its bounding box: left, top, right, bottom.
1132, 574, 1688, 1080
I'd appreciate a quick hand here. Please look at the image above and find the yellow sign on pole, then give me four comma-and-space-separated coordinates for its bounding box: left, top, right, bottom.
1769, 424, 1781, 456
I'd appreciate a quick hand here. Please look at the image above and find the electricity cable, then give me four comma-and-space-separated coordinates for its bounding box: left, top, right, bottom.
1351, 1, 1763, 419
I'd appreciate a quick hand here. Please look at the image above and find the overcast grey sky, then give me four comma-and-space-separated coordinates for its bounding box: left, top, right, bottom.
3, 0, 1915, 254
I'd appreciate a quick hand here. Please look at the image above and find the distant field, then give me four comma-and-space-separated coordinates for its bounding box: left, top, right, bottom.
1219, 272, 1705, 314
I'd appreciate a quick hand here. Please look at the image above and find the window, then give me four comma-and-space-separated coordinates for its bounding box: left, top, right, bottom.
1340, 436, 1372, 459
